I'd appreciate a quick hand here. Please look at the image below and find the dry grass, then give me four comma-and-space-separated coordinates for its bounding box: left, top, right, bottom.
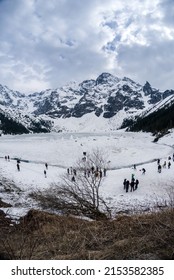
0, 208, 174, 260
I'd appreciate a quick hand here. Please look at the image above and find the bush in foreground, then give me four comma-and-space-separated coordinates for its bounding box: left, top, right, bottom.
0, 208, 174, 260
31, 149, 111, 220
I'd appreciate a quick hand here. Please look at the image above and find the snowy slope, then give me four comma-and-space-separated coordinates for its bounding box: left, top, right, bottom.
138, 94, 174, 118
0, 130, 174, 219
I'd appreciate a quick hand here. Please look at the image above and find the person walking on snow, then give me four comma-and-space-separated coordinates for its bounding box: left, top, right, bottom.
73, 169, 77, 176
45, 163, 48, 169
17, 163, 20, 171
163, 161, 166, 168
158, 164, 162, 173
71, 176, 75, 182
130, 180, 135, 192
125, 180, 129, 193
168, 161, 171, 169
142, 168, 146, 175
123, 179, 127, 190
135, 179, 139, 190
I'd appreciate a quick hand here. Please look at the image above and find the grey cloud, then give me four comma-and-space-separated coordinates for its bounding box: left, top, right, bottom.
0, 0, 174, 92
117, 40, 174, 90
158, 0, 174, 26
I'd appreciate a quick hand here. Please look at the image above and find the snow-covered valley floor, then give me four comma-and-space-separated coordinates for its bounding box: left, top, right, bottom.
0, 130, 174, 219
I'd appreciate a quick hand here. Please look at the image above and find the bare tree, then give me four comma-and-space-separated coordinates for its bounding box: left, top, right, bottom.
32, 149, 111, 220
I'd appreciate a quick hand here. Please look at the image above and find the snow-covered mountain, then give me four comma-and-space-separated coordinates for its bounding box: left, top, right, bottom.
25, 74, 165, 118
124, 93, 174, 137
0, 106, 52, 134
0, 85, 52, 134
0, 73, 174, 134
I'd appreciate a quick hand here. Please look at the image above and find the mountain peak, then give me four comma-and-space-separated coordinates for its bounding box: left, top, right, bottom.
143, 81, 153, 96
96, 72, 120, 85
0, 73, 174, 134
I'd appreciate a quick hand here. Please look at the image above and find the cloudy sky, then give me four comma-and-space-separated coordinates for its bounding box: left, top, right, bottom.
0, 0, 174, 93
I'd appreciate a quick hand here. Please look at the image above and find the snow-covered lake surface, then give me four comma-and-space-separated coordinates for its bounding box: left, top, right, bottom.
0, 130, 174, 219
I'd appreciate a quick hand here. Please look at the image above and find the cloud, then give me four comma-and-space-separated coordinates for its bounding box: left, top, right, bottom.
0, 0, 173, 92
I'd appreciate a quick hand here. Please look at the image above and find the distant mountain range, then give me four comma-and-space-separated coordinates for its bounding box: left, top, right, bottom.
0, 73, 174, 135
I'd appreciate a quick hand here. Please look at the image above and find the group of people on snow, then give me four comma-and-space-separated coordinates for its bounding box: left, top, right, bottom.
4, 155, 10, 161
4, 155, 49, 177
4, 152, 174, 189
66, 151, 108, 182
133, 164, 146, 175
123, 174, 139, 193
44, 163, 48, 177
5, 155, 21, 171
67, 165, 107, 182
157, 157, 172, 173
67, 167, 77, 182
123, 154, 174, 193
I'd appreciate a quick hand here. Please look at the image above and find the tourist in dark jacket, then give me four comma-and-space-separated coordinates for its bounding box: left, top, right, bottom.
135, 179, 139, 190
130, 180, 135, 192
158, 164, 162, 173
125, 180, 129, 193
123, 179, 127, 190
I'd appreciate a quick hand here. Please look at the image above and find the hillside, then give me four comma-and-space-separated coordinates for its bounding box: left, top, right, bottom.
125, 95, 174, 134
0, 107, 52, 134
0, 208, 174, 260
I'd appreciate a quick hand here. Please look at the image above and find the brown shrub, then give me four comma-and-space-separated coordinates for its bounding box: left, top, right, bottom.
0, 208, 174, 260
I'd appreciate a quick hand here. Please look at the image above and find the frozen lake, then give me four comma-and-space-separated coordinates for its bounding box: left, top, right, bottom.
0, 131, 172, 168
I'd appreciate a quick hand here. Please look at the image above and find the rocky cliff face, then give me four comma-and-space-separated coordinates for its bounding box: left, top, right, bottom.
0, 72, 174, 134
25, 73, 168, 119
